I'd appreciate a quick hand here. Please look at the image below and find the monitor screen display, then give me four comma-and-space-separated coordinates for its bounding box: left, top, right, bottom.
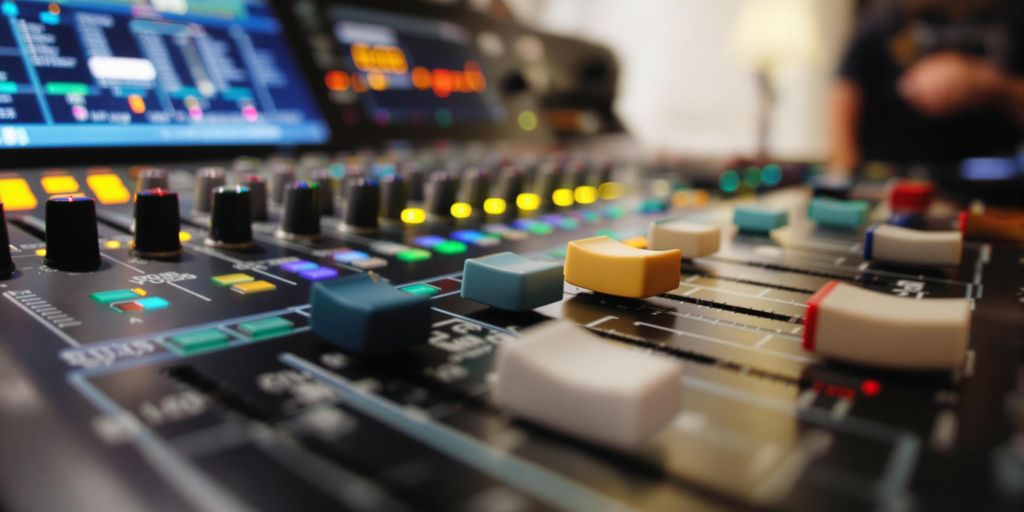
0, 0, 328, 148
324, 5, 506, 128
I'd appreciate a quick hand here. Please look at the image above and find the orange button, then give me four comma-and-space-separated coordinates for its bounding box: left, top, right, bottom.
86, 173, 131, 204
41, 175, 80, 195
0, 177, 38, 211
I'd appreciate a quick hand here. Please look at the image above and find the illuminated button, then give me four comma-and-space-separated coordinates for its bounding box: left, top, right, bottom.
433, 240, 467, 255
113, 301, 144, 313
210, 273, 254, 287
352, 257, 387, 270
564, 236, 681, 298
238, 316, 294, 338
396, 249, 431, 263
494, 321, 683, 449
889, 180, 934, 214
593, 228, 621, 240
280, 259, 319, 273
623, 236, 648, 249
136, 297, 170, 310
310, 274, 431, 356
333, 250, 370, 264
300, 267, 338, 281
90, 289, 140, 304
864, 224, 962, 266
370, 241, 410, 256
168, 329, 230, 353
462, 252, 563, 311
809, 197, 870, 230
648, 219, 721, 258
0, 178, 38, 210
733, 205, 788, 234
527, 223, 553, 236
804, 281, 970, 370
86, 173, 131, 205
413, 235, 446, 248
40, 175, 79, 195
400, 283, 441, 297
231, 280, 276, 295
400, 207, 426, 225
450, 229, 485, 244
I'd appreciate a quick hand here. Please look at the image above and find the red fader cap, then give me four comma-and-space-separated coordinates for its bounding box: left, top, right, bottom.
888, 180, 934, 214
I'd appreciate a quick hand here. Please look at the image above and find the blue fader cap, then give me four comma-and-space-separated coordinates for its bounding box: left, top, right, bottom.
461, 252, 564, 311
310, 274, 431, 356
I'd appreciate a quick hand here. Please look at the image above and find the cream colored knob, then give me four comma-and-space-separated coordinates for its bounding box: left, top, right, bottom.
865, 224, 962, 266
647, 219, 721, 257
804, 281, 970, 370
493, 321, 683, 449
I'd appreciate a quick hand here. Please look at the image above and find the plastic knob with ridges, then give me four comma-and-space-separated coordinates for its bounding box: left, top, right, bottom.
238, 173, 268, 221
135, 167, 168, 193
206, 186, 254, 249
424, 171, 457, 222
192, 166, 225, 215
268, 163, 295, 206
341, 177, 380, 234
45, 196, 101, 272
379, 175, 406, 224
277, 181, 321, 242
132, 188, 182, 258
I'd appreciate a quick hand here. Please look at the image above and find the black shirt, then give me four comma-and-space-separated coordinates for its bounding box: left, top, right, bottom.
838, 5, 1024, 164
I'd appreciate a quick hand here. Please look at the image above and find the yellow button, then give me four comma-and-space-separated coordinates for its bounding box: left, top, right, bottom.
41, 175, 80, 195
86, 173, 131, 205
623, 236, 648, 249
231, 280, 276, 295
0, 177, 38, 211
564, 236, 681, 298
211, 273, 254, 287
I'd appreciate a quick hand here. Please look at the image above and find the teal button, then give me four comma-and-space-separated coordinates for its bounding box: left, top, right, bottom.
809, 197, 870, 229
461, 252, 564, 311
90, 289, 139, 304
400, 283, 441, 297
169, 329, 229, 353
137, 297, 170, 310
238, 316, 294, 338
527, 223, 553, 235
733, 205, 788, 234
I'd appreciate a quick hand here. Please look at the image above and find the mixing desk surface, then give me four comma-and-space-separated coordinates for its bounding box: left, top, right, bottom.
1, 1, 1023, 512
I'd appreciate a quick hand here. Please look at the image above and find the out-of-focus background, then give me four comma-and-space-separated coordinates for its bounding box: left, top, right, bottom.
504, 0, 856, 162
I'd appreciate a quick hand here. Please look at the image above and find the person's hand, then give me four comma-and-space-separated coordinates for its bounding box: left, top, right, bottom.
898, 52, 1006, 117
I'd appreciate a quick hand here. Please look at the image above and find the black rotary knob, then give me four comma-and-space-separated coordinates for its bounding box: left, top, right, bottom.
379, 175, 406, 224
342, 177, 380, 233
206, 186, 253, 249
132, 188, 182, 259
534, 163, 562, 212
268, 163, 295, 206
564, 161, 588, 189
193, 166, 225, 215
238, 173, 268, 221
135, 167, 168, 193
277, 181, 321, 241
311, 168, 335, 215
494, 167, 524, 215
458, 168, 490, 209
425, 171, 456, 222
404, 166, 426, 204
0, 204, 15, 279
45, 196, 100, 272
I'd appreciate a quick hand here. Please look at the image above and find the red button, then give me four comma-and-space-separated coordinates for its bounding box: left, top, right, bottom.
889, 180, 934, 213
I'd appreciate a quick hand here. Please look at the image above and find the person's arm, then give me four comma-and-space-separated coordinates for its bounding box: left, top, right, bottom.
994, 74, 1024, 123
828, 79, 864, 177
899, 52, 1024, 122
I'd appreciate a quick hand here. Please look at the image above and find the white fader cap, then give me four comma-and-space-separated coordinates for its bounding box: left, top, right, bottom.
493, 321, 683, 449
648, 219, 721, 257
803, 281, 971, 370
864, 224, 963, 266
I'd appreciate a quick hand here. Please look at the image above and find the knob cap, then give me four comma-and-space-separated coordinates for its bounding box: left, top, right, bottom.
458, 168, 490, 209
404, 166, 426, 203
341, 177, 380, 233
268, 163, 295, 205
238, 173, 268, 221
311, 168, 335, 215
45, 197, 100, 272
132, 188, 182, 258
533, 163, 562, 212
206, 186, 254, 249
379, 175, 406, 224
192, 167, 225, 215
277, 181, 321, 241
0, 205, 15, 279
494, 167, 524, 215
424, 171, 456, 222
135, 167, 168, 193
564, 161, 588, 190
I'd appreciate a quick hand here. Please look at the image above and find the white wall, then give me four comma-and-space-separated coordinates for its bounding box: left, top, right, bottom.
507, 0, 856, 161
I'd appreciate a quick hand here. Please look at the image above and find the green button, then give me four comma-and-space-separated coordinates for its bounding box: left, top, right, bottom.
604, 206, 626, 220
396, 248, 431, 263
400, 283, 441, 297
593, 228, 622, 240
168, 329, 229, 353
238, 316, 294, 338
90, 289, 140, 304
527, 223, 553, 235
547, 248, 567, 259
433, 240, 467, 255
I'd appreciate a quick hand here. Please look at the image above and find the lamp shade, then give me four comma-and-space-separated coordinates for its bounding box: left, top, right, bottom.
729, 0, 825, 69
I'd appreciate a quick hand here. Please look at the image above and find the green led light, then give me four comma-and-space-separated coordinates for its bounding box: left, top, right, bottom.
719, 170, 741, 193
400, 283, 441, 297
396, 249, 431, 263
168, 329, 229, 353
527, 223, 554, 235
238, 317, 294, 338
433, 240, 467, 255
593, 228, 622, 240
604, 205, 626, 220
762, 164, 782, 186
45, 82, 90, 96
743, 167, 762, 188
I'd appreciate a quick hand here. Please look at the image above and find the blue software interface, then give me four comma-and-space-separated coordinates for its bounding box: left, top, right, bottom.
0, 0, 329, 148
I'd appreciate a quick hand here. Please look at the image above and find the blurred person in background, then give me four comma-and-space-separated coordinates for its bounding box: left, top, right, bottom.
829, 0, 1024, 176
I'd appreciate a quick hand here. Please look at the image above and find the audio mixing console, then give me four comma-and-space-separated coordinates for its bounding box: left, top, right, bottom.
1, 2, 1023, 512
